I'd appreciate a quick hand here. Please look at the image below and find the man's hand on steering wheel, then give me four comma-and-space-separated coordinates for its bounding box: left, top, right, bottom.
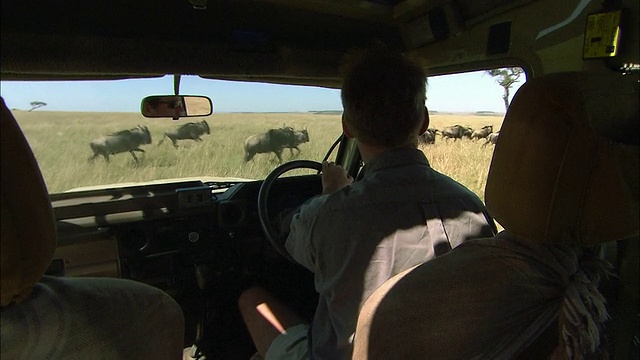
321, 161, 353, 194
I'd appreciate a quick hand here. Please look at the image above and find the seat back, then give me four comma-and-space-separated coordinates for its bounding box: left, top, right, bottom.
0, 97, 57, 307
352, 72, 639, 359
484, 72, 639, 245
0, 98, 187, 360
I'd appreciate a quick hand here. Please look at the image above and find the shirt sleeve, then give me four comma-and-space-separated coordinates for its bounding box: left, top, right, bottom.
285, 194, 330, 272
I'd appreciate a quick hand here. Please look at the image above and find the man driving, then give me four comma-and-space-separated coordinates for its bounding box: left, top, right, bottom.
238, 51, 497, 360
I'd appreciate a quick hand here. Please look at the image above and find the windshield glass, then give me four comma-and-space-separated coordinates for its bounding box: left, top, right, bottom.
1, 70, 524, 199
1, 75, 343, 193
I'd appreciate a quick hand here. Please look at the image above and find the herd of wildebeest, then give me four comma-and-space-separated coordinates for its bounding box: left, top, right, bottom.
418, 124, 499, 147
87, 120, 311, 164
87, 120, 498, 164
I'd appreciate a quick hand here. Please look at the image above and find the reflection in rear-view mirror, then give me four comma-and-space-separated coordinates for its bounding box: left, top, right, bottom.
141, 95, 213, 118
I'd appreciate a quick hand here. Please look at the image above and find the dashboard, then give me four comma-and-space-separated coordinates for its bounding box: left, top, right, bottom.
48, 176, 322, 357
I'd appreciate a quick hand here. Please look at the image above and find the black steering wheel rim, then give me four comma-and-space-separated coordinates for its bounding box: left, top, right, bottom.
258, 160, 323, 263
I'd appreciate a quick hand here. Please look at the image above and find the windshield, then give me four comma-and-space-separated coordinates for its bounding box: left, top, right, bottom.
1, 75, 343, 193
1, 71, 524, 200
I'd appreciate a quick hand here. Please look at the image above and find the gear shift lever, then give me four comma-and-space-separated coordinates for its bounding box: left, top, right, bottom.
195, 263, 213, 290
191, 263, 213, 358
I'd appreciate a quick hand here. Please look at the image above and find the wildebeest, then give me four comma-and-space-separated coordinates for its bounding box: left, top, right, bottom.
483, 132, 500, 146
441, 124, 473, 141
244, 126, 309, 163
470, 125, 494, 140
88, 125, 152, 163
284, 128, 310, 156
418, 128, 439, 145
158, 120, 210, 148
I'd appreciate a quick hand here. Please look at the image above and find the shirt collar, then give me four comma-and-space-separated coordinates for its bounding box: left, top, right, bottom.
361, 148, 430, 178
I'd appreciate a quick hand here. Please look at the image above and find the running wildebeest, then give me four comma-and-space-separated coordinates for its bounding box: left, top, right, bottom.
441, 124, 473, 141
471, 125, 494, 140
418, 128, 438, 145
88, 125, 152, 163
158, 120, 210, 148
483, 132, 500, 146
284, 128, 310, 156
244, 127, 309, 163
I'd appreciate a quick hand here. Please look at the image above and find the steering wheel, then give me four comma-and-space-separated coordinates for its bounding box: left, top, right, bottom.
258, 160, 323, 263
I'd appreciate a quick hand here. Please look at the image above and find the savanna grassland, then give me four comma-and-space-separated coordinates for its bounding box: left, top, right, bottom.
13, 110, 504, 202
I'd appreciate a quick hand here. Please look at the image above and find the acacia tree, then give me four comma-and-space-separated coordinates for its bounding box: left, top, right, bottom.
486, 68, 523, 111
28, 101, 47, 111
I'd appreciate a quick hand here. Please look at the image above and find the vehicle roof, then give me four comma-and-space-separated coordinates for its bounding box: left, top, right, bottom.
1, 0, 638, 86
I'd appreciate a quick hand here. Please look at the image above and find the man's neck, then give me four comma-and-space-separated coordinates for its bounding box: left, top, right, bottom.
357, 141, 416, 163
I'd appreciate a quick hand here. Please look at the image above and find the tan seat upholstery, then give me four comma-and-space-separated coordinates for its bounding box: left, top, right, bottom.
0, 97, 57, 307
0, 97, 186, 359
352, 72, 639, 359
484, 72, 638, 245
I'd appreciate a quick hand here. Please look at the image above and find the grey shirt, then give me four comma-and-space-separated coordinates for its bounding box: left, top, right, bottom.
285, 148, 497, 360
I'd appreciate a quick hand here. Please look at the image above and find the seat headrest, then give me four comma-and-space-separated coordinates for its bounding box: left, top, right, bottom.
0, 97, 57, 307
485, 72, 639, 245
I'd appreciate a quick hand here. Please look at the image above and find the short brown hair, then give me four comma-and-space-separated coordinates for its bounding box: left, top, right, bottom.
341, 51, 427, 147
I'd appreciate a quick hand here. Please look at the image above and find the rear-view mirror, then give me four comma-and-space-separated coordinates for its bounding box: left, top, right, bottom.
141, 95, 213, 118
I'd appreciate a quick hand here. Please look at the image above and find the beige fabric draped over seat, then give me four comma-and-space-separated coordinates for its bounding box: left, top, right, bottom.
351, 72, 639, 359
0, 97, 186, 359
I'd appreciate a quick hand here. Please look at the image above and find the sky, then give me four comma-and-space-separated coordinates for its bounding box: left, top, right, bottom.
0, 70, 524, 114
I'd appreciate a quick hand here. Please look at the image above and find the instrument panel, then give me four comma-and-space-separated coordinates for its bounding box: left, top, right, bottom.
46, 175, 322, 355
49, 176, 322, 286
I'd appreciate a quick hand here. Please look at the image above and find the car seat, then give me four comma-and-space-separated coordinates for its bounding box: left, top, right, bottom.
352, 72, 639, 359
0, 97, 186, 359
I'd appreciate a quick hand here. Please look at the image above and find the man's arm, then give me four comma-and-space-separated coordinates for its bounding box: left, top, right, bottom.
285, 162, 353, 270
285, 194, 330, 271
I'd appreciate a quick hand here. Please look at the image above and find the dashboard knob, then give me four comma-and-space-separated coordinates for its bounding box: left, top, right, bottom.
188, 231, 200, 243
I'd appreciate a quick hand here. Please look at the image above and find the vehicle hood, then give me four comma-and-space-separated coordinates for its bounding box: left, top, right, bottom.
63, 176, 254, 193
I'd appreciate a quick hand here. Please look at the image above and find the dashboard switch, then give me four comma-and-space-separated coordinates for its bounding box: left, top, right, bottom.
188, 231, 200, 243
177, 186, 212, 208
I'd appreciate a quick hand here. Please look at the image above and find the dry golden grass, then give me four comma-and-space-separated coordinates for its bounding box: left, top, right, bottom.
423, 113, 503, 199
13, 110, 503, 205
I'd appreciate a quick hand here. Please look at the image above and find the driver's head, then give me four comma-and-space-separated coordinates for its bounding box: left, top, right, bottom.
340, 51, 428, 148
146, 97, 183, 116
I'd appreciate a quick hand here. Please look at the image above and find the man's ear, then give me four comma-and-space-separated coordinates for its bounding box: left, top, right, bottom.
342, 115, 354, 138
418, 106, 430, 135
